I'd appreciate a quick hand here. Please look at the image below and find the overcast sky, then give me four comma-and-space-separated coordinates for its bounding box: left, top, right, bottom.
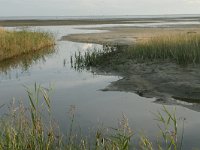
1, 0, 200, 16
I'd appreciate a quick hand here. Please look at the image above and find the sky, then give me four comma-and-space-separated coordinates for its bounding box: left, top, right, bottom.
0, 0, 200, 16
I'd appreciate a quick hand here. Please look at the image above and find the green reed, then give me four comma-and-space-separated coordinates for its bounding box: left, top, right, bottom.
0, 83, 185, 150
128, 33, 200, 65
72, 33, 200, 68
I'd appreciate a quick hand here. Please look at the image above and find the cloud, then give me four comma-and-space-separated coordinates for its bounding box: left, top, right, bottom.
0, 0, 200, 16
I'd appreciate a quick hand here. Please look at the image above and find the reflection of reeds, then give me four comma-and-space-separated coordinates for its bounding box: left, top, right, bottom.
0, 28, 55, 61
0, 47, 55, 74
0, 84, 183, 149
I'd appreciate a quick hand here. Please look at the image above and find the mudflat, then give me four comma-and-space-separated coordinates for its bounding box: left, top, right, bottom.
63, 26, 200, 45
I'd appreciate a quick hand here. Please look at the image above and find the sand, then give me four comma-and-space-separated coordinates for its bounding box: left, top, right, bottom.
63, 26, 200, 45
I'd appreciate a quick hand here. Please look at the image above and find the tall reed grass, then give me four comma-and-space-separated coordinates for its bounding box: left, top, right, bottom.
129, 33, 200, 64
71, 45, 124, 70
0, 28, 55, 61
0, 84, 184, 149
72, 33, 200, 68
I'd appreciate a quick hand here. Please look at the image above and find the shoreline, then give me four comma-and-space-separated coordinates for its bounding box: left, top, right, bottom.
2, 18, 200, 104
65, 22, 200, 104
72, 44, 200, 107
63, 26, 200, 45
0, 16, 199, 26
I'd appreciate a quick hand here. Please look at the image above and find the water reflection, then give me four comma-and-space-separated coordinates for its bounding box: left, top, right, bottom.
1, 25, 200, 149
0, 47, 55, 77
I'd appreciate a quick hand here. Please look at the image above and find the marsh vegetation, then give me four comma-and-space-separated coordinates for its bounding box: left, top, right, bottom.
131, 33, 200, 65
70, 33, 200, 103
72, 33, 200, 68
0, 84, 184, 150
0, 21, 199, 149
0, 28, 55, 62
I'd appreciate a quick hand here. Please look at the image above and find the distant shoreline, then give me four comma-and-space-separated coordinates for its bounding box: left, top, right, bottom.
0, 15, 199, 26
0, 14, 200, 20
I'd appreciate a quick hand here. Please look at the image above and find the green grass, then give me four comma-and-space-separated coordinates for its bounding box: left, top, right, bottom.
0, 84, 185, 150
0, 28, 55, 61
71, 45, 125, 70
71, 33, 200, 68
129, 33, 200, 65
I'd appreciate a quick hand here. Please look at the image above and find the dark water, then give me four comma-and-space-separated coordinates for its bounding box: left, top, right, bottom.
1, 22, 200, 149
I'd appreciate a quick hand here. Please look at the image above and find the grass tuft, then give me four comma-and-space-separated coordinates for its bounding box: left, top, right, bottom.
129, 33, 200, 65
0, 28, 55, 61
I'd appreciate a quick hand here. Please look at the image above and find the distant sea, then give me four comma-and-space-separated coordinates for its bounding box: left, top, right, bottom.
0, 14, 200, 20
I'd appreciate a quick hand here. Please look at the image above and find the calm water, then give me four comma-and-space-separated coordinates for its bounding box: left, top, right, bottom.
1, 21, 200, 149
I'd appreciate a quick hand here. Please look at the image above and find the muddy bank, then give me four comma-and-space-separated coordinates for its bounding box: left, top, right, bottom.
89, 52, 200, 110
70, 43, 200, 104
99, 60, 200, 101
109, 62, 200, 112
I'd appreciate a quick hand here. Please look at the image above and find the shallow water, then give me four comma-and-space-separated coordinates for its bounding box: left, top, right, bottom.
1, 22, 200, 149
